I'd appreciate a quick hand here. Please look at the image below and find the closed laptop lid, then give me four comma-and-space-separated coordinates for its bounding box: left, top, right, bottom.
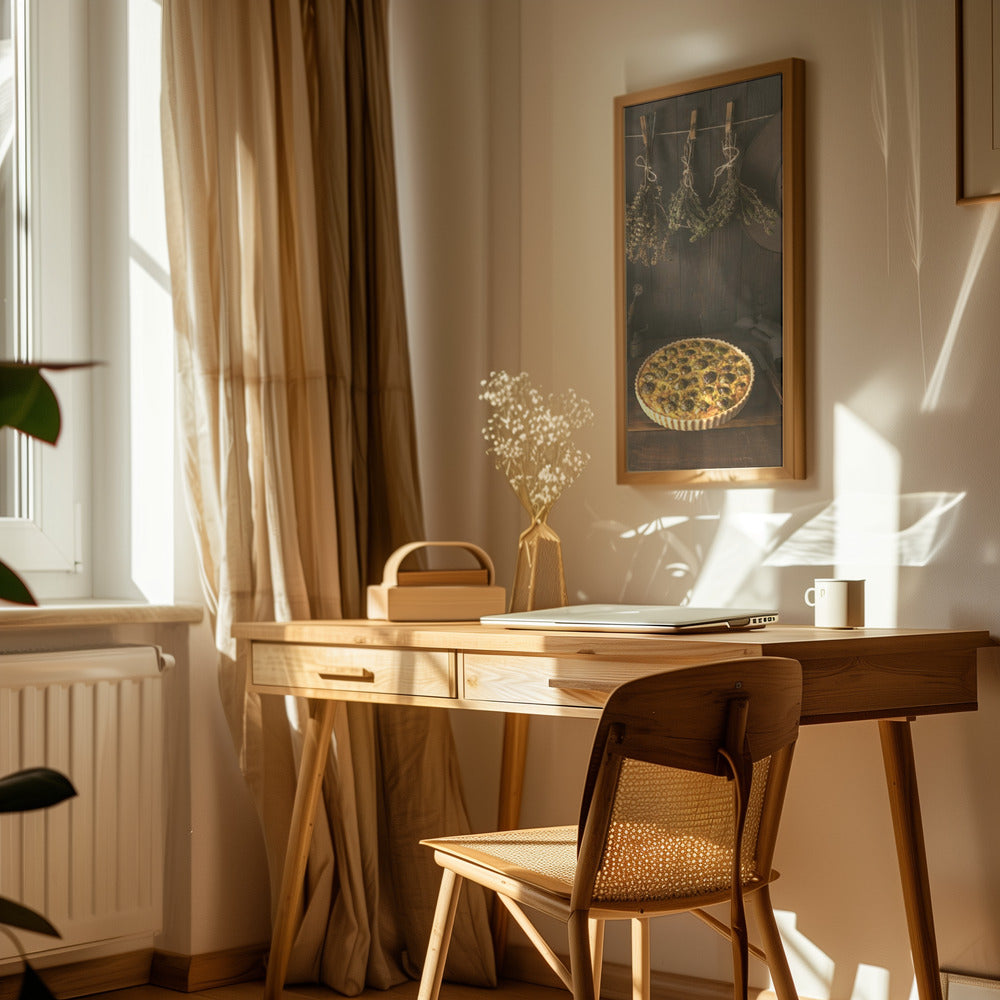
481, 603, 778, 634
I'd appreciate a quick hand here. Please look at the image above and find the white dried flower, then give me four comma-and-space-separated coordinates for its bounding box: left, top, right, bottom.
479, 370, 593, 521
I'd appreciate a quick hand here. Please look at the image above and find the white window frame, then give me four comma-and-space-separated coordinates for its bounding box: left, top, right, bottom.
0, 0, 91, 600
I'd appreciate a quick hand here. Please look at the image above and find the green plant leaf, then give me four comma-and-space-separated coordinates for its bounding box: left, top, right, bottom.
0, 361, 98, 444
0, 898, 60, 938
0, 768, 76, 813
0, 561, 36, 606
0, 365, 61, 444
19, 961, 58, 1000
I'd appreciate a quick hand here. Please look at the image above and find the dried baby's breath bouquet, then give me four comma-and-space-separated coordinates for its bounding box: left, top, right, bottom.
479, 370, 593, 523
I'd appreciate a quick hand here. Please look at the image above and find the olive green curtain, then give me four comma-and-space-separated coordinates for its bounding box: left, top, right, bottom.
160, 0, 495, 992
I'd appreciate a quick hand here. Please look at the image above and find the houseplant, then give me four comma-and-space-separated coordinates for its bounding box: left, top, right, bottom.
0, 360, 80, 999
0, 767, 76, 999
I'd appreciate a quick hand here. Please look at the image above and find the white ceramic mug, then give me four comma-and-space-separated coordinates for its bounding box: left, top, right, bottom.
804, 578, 865, 628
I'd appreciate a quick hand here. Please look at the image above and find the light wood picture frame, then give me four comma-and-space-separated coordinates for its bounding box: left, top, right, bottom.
615, 59, 805, 485
956, 0, 1000, 203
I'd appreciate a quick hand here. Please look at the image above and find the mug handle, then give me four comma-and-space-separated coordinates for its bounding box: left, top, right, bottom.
804, 586, 816, 607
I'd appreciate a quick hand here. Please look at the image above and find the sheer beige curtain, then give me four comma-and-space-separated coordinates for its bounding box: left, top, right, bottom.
160, 0, 495, 993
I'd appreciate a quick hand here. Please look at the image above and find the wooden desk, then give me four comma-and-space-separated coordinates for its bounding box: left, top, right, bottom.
233, 620, 991, 1000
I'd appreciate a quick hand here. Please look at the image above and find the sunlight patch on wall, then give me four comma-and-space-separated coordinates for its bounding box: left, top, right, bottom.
612, 486, 963, 609
687, 489, 781, 606
771, 912, 894, 1000
619, 515, 689, 538
922, 203, 999, 412
774, 909, 835, 1000
128, 0, 174, 602
851, 964, 891, 1000
612, 495, 789, 607
763, 492, 964, 569
832, 404, 899, 626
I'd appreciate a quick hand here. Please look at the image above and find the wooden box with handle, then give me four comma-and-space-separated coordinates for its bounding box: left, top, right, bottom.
366, 541, 507, 621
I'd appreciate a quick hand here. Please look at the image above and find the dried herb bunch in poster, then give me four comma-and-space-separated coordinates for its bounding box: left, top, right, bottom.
667, 110, 711, 241
624, 114, 672, 265
705, 101, 779, 234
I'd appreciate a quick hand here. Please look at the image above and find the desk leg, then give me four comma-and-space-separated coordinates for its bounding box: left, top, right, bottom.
491, 713, 530, 968
878, 719, 944, 1000
264, 699, 337, 1000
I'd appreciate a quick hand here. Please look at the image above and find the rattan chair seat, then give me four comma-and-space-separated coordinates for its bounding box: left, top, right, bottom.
423, 808, 772, 907
423, 825, 578, 896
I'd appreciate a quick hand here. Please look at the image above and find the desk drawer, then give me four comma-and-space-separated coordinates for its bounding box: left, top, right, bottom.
463, 654, 659, 710
253, 643, 456, 698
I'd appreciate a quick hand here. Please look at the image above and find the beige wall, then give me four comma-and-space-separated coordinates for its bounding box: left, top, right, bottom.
391, 1, 1000, 998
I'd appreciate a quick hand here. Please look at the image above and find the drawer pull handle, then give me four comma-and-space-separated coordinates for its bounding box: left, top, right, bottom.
547, 677, 618, 694
317, 668, 375, 683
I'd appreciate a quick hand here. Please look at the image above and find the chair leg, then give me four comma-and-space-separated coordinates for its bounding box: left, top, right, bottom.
418, 867, 464, 1000
749, 886, 798, 1000
631, 918, 650, 1000
732, 914, 749, 1000
568, 910, 597, 1000
589, 918, 606, 998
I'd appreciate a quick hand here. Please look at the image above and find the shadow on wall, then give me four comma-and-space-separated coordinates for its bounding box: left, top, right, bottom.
582, 390, 962, 628
581, 487, 964, 615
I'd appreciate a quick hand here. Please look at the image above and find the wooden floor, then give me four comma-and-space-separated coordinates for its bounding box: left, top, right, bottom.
99, 980, 564, 1000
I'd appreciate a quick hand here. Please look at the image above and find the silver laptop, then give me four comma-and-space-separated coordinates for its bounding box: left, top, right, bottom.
481, 603, 778, 634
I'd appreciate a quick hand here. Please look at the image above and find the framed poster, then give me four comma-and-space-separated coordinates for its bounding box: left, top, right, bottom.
956, 0, 1000, 203
615, 58, 805, 484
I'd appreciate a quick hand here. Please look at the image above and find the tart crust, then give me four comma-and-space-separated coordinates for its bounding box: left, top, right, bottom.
634, 338, 755, 431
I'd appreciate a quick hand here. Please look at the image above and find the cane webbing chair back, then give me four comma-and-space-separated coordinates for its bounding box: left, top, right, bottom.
588, 754, 771, 903
417, 656, 802, 1000
573, 657, 801, 914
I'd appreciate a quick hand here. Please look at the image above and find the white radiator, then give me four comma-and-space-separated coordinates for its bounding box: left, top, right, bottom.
0, 646, 168, 959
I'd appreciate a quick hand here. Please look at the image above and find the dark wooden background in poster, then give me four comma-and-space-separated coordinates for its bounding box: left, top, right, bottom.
622, 72, 784, 474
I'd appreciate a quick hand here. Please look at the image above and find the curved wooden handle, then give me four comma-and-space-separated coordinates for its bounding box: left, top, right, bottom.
380, 541, 496, 586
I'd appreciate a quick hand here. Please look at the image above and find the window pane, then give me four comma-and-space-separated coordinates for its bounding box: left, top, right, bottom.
0, 0, 20, 517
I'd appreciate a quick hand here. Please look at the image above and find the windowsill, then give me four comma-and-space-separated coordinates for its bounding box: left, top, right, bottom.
0, 600, 204, 629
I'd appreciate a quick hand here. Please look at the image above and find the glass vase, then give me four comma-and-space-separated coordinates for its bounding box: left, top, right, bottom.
509, 518, 567, 612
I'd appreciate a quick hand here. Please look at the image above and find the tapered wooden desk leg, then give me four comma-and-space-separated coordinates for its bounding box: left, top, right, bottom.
878, 719, 944, 1000
264, 699, 337, 1000
491, 713, 530, 969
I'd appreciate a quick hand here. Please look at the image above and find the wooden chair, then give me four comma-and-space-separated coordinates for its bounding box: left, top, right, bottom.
416, 656, 803, 1000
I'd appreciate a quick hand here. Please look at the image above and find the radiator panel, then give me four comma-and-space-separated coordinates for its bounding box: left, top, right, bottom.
0, 647, 165, 959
